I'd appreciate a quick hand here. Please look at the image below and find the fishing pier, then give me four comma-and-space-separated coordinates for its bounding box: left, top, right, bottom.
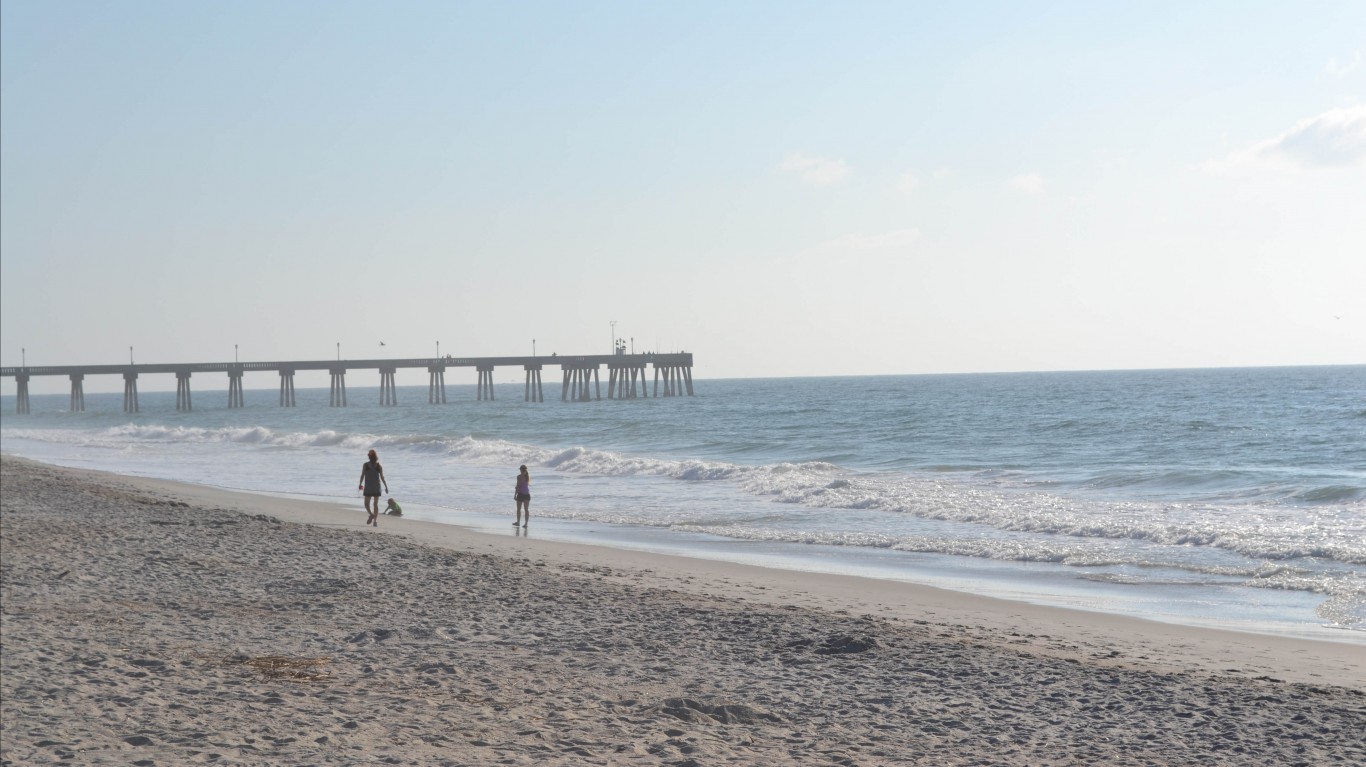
1, 353, 694, 414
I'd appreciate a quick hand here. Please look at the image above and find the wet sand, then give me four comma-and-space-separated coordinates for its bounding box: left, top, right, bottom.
2, 455, 1363, 766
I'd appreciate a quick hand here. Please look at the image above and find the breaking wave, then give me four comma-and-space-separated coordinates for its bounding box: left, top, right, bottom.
7, 422, 1364, 612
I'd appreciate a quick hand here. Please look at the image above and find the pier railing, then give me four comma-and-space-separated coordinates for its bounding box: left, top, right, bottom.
1, 353, 694, 413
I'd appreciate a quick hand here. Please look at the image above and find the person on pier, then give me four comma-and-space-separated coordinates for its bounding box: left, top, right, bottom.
514, 465, 531, 527
358, 449, 388, 527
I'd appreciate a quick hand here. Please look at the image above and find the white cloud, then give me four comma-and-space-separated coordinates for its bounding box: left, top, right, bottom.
822, 228, 922, 250
778, 153, 850, 186
896, 170, 918, 194
1006, 173, 1045, 195
1219, 105, 1366, 170
1325, 51, 1362, 80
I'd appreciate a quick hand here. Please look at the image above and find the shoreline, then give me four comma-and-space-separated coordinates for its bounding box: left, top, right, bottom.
8, 454, 1365, 684
363, 498, 1359, 645
4, 454, 1365, 765
9, 448, 1361, 646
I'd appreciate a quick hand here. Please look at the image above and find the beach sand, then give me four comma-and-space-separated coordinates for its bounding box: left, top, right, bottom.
2, 455, 1363, 766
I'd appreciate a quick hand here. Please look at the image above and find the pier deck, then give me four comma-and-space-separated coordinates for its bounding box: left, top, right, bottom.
2, 353, 694, 413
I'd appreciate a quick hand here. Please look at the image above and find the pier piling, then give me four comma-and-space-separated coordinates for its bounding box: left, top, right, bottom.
122, 372, 140, 413
175, 371, 193, 411
477, 365, 495, 401
15, 374, 30, 414
228, 370, 245, 408
524, 365, 544, 402
379, 367, 398, 406
329, 369, 347, 407
69, 374, 85, 412
428, 365, 447, 404
279, 370, 296, 407
560, 365, 599, 401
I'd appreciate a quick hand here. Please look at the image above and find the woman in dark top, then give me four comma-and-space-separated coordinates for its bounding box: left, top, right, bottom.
358, 449, 388, 526
514, 465, 531, 527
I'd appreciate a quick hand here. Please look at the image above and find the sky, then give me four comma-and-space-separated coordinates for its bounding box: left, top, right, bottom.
3, 1, 1364, 394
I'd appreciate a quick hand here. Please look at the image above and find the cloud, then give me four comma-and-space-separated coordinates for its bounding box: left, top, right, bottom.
822, 228, 922, 250
1005, 173, 1045, 195
1325, 51, 1362, 80
779, 153, 850, 186
1217, 105, 1366, 170
896, 170, 918, 194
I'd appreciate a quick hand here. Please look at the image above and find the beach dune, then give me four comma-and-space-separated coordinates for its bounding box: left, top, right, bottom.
2, 455, 1363, 766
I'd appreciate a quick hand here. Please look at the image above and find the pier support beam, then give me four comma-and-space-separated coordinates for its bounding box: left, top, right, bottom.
329, 369, 347, 407
477, 365, 495, 401
69, 374, 85, 412
428, 365, 447, 404
560, 366, 598, 401
652, 364, 693, 397
613, 366, 634, 399
379, 367, 398, 406
123, 372, 140, 413
578, 366, 599, 401
279, 370, 296, 407
624, 364, 648, 399
15, 374, 30, 414
524, 365, 543, 402
654, 365, 688, 397
175, 371, 193, 411
227, 370, 245, 408
607, 363, 657, 400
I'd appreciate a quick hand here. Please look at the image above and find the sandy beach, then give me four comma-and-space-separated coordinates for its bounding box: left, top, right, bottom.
2, 455, 1363, 766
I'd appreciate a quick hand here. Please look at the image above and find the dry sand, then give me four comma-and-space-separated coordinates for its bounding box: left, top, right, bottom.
2, 455, 1363, 766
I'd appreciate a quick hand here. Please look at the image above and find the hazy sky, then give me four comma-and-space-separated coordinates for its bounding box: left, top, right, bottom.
3, 1, 1364, 393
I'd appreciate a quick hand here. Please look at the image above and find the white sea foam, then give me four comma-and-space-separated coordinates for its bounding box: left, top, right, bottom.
10, 423, 1365, 571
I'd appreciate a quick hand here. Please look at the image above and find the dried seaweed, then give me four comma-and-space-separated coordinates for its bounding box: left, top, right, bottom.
232, 654, 334, 682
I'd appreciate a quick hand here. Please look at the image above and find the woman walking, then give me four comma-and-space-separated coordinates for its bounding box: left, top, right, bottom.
514, 465, 531, 527
358, 449, 388, 526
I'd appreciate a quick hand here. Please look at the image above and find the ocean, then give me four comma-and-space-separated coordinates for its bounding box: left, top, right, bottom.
3, 365, 1363, 640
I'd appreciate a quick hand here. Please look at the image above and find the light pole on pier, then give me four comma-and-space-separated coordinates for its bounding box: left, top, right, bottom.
610, 321, 616, 355
21, 348, 25, 368
532, 339, 536, 357
235, 344, 238, 363
130, 346, 134, 365
336, 342, 340, 361
436, 341, 440, 359
631, 337, 634, 354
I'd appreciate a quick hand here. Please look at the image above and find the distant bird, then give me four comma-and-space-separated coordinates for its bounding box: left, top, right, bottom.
379, 341, 387, 346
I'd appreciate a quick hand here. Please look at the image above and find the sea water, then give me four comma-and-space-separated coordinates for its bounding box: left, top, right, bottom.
3, 366, 1363, 641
